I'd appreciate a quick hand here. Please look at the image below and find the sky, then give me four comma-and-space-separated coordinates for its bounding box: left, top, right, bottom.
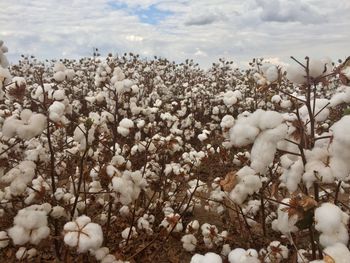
1, 0, 349, 67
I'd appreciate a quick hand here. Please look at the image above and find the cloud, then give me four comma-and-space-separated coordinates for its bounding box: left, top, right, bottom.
255, 0, 324, 24
184, 13, 224, 26
0, 0, 349, 68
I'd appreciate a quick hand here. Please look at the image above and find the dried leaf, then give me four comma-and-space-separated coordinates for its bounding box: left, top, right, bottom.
220, 171, 237, 192
324, 254, 336, 263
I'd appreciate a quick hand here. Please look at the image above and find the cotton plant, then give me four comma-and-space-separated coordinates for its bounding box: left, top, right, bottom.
63, 215, 103, 253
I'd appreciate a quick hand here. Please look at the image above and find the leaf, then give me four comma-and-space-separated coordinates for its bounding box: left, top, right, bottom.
220, 171, 237, 192
324, 254, 336, 263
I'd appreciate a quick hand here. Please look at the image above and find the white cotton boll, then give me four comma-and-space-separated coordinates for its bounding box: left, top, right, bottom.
228, 248, 259, 263
323, 242, 350, 263
8, 225, 30, 245
265, 66, 278, 82
0, 231, 9, 248
191, 254, 205, 263
319, 225, 349, 248
221, 244, 231, 256
314, 203, 349, 247
30, 226, 50, 245
191, 252, 222, 263
78, 223, 104, 252
271, 198, 299, 235
63, 215, 103, 253
17, 113, 47, 140
271, 95, 281, 103
228, 248, 245, 263
265, 241, 289, 262
286, 64, 306, 84
280, 158, 304, 193
65, 69, 75, 80
229, 123, 259, 147
49, 101, 65, 122
229, 166, 262, 205
121, 226, 137, 239
223, 91, 238, 106
342, 66, 350, 79
16, 247, 27, 260
50, 206, 66, 219
20, 109, 33, 123
221, 115, 235, 129
181, 234, 197, 252
308, 58, 326, 78
258, 111, 283, 130
53, 62, 66, 72
93, 247, 109, 260
250, 124, 287, 173
329, 86, 350, 107
53, 71, 66, 82
2, 118, 23, 138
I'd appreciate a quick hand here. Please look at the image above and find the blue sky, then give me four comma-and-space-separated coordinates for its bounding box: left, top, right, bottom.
108, 2, 173, 25
1, 0, 349, 67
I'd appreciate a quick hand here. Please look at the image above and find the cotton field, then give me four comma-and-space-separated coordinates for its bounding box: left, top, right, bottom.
1, 39, 350, 262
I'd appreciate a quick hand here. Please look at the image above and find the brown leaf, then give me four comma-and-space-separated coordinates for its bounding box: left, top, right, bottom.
324, 254, 336, 263
220, 171, 237, 192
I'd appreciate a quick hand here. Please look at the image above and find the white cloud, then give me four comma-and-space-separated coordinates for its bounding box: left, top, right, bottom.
0, 0, 349, 67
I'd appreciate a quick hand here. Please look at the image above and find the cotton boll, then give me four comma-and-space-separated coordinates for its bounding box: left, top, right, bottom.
308, 58, 326, 78
8, 206, 50, 245
7, 225, 30, 245
228, 248, 246, 262
181, 234, 197, 252
323, 242, 350, 263
280, 157, 304, 192
53, 71, 66, 82
221, 115, 235, 129
271, 198, 298, 235
229, 166, 262, 205
271, 95, 281, 104
121, 226, 138, 239
228, 248, 259, 263
63, 215, 103, 253
0, 231, 9, 248
190, 252, 222, 263
223, 91, 238, 106
257, 111, 283, 130
286, 64, 306, 84
2, 117, 23, 138
265, 66, 279, 82
229, 123, 260, 147
314, 203, 349, 247
53, 62, 66, 72
20, 109, 33, 123
250, 124, 287, 173
65, 69, 75, 80
49, 101, 66, 122
16, 113, 47, 140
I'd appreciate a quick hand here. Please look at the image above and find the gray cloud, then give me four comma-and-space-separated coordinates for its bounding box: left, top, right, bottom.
255, 0, 324, 24
184, 13, 224, 26
0, 0, 349, 68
